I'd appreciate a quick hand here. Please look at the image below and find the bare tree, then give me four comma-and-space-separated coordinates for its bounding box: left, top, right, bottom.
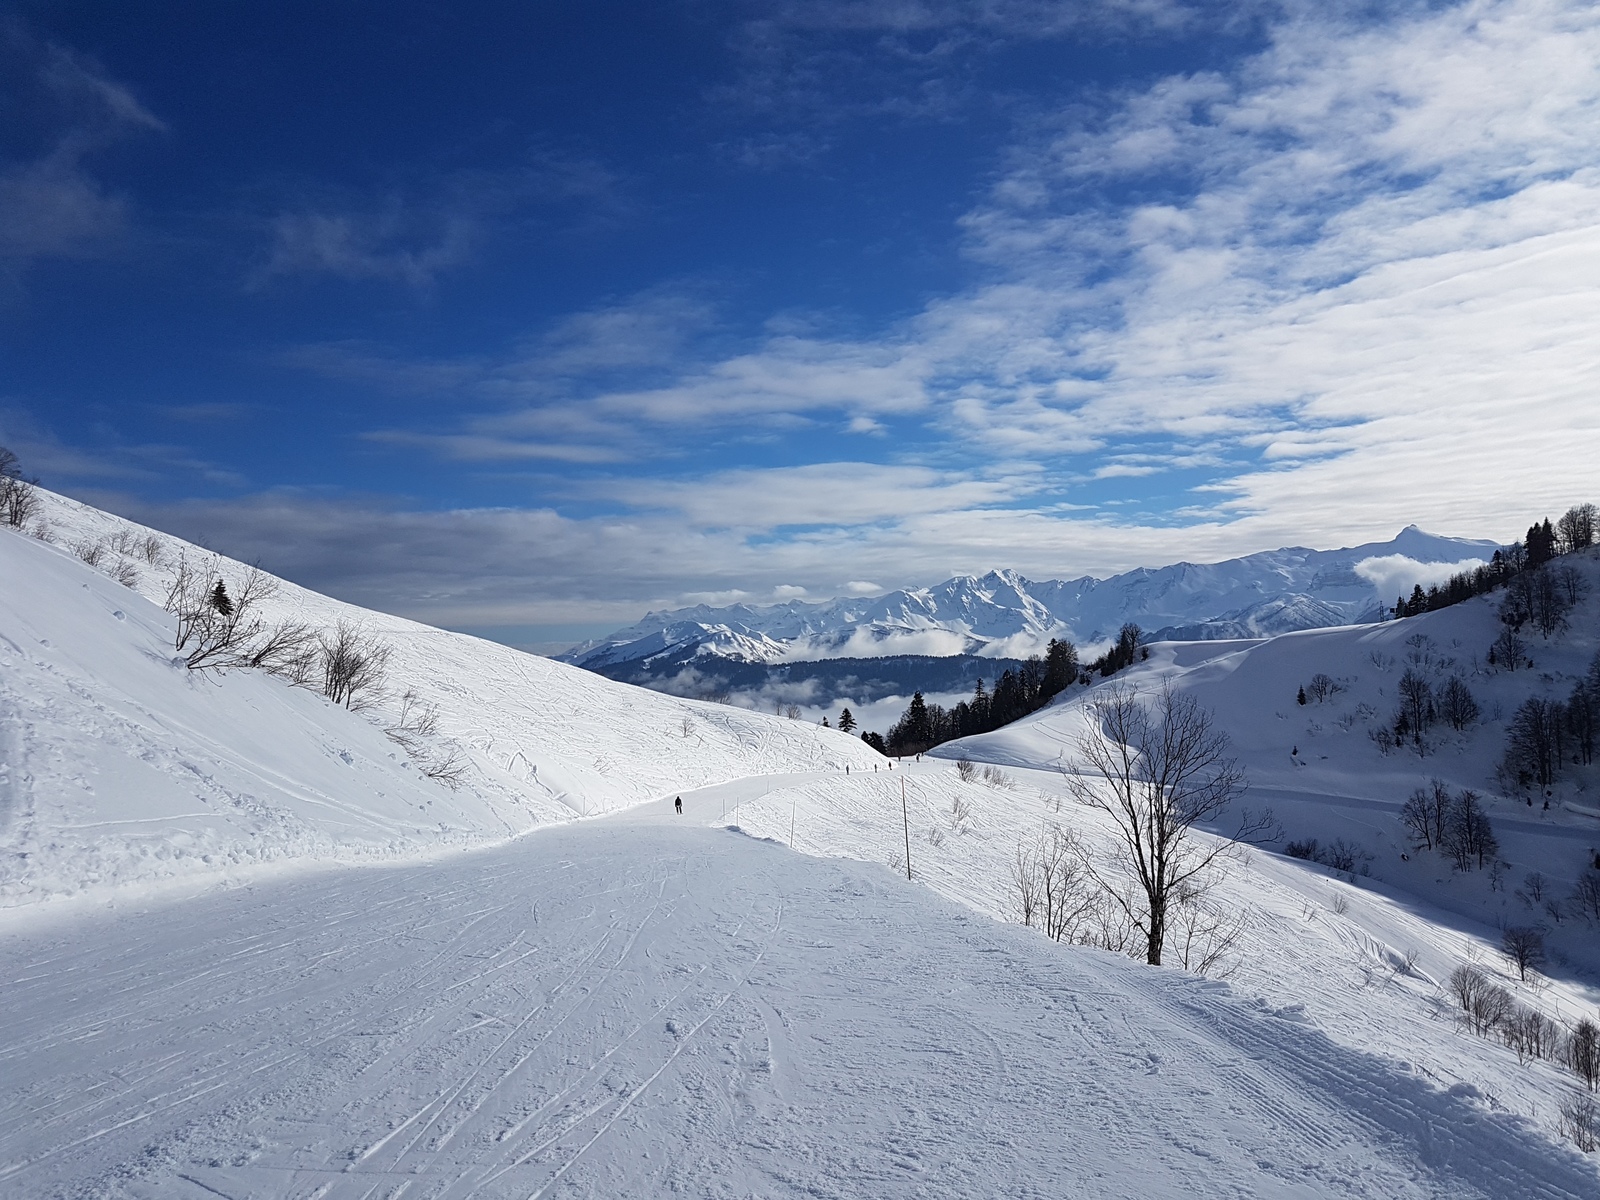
1554, 563, 1590, 607
1441, 790, 1497, 872
1306, 673, 1339, 703
1490, 627, 1526, 671
1400, 779, 1451, 851
1502, 697, 1566, 792
1437, 676, 1480, 731
1569, 1019, 1600, 1092
1395, 669, 1435, 745
1557, 502, 1597, 554
319, 621, 391, 709
1501, 926, 1545, 981
1062, 683, 1248, 966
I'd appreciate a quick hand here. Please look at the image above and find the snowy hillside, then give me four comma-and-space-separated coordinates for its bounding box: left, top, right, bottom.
0, 490, 881, 910
678, 557, 1600, 1174
5, 491, 1600, 1192
565, 526, 1499, 674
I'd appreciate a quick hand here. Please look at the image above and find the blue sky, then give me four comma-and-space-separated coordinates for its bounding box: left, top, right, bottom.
3, 1, 1598, 650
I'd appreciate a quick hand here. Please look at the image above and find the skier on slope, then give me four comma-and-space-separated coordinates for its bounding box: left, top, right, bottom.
674, 795, 682, 815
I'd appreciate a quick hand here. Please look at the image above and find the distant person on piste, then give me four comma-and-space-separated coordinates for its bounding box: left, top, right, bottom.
674, 795, 682, 815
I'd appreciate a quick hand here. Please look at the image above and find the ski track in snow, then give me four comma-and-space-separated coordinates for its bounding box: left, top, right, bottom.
7, 496, 1600, 1194
4, 811, 1597, 1200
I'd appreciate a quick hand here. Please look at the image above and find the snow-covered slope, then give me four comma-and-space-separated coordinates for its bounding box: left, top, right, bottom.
565, 527, 1498, 671
937, 547, 1600, 971
5, 490, 1600, 1191
0, 491, 881, 910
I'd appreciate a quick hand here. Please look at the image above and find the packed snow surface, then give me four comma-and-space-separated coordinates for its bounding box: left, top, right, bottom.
5, 795, 1597, 1199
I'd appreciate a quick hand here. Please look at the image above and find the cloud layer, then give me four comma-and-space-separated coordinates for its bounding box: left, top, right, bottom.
13, 1, 1600, 640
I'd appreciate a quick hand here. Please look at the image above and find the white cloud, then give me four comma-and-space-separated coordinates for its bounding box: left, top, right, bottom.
115, 0, 1600, 628
0, 31, 164, 280
1353, 555, 1487, 605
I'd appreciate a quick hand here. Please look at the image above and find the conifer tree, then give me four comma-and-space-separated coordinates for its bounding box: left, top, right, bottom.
837, 707, 856, 733
209, 580, 234, 616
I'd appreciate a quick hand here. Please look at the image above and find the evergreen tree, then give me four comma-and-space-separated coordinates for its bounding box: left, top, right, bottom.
1297, 685, 1307, 705
1526, 519, 1556, 568
209, 580, 234, 616
837, 707, 856, 733
1043, 638, 1078, 696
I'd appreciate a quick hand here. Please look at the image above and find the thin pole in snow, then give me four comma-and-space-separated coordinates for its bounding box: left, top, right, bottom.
901, 775, 912, 881
790, 796, 797, 848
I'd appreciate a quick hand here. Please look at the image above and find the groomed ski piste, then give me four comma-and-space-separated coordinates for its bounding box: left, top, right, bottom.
3, 489, 1599, 1197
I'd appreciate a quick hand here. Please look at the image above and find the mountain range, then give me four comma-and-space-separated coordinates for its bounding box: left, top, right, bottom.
562, 526, 1501, 681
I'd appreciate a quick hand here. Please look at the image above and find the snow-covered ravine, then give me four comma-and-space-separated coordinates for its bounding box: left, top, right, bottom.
4, 803, 1595, 1200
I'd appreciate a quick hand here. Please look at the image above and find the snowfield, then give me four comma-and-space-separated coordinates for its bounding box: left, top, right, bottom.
5, 805, 1599, 1199
0, 490, 879, 911
4, 493, 1600, 1195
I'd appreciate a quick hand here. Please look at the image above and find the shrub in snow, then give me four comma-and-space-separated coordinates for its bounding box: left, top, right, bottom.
1011, 825, 1095, 944
0, 444, 41, 529
981, 764, 1013, 788
1448, 964, 1513, 1036
1516, 871, 1548, 906
318, 620, 391, 710
955, 757, 977, 783
1569, 870, 1600, 924
1559, 1093, 1600, 1153
1281, 837, 1370, 878
164, 554, 279, 671
1502, 1005, 1559, 1065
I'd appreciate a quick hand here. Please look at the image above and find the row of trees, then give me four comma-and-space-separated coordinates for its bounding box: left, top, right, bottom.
1391, 503, 1594, 619
1499, 651, 1600, 792
881, 637, 1080, 755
